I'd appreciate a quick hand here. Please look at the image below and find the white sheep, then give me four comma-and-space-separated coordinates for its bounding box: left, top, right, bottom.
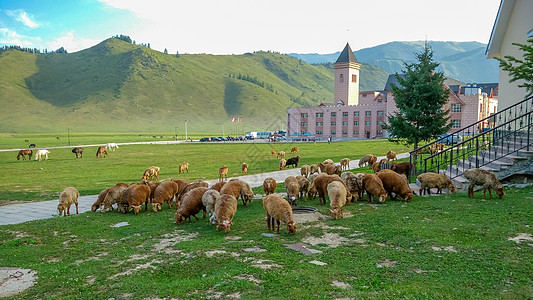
327, 181, 347, 220
202, 189, 220, 225
57, 187, 79, 216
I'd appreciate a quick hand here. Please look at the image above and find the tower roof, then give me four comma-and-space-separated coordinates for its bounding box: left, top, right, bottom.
335, 43, 358, 63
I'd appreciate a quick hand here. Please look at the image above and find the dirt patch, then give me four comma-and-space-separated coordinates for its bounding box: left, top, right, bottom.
432, 246, 458, 253
0, 267, 38, 298
302, 233, 350, 248
224, 236, 242, 241
293, 212, 327, 224
75, 252, 108, 264
153, 230, 198, 254
107, 259, 162, 280
331, 280, 350, 289
233, 273, 262, 284
377, 259, 397, 268
242, 246, 267, 253
508, 233, 533, 244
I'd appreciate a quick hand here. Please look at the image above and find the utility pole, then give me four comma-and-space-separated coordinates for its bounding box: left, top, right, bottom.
185, 120, 188, 141
67, 128, 71, 146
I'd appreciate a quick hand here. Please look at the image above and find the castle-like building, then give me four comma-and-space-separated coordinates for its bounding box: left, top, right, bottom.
286, 43, 498, 140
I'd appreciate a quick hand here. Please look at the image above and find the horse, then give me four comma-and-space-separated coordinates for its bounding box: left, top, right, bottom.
17, 149, 32, 160
96, 146, 108, 158
106, 143, 119, 151
72, 147, 83, 158
34, 149, 50, 161
29, 144, 36, 148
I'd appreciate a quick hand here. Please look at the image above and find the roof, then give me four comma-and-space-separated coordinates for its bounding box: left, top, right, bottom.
335, 43, 358, 63
486, 0, 513, 57
384, 74, 465, 91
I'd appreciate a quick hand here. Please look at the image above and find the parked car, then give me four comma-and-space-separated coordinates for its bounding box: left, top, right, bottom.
200, 137, 210, 142
437, 133, 462, 145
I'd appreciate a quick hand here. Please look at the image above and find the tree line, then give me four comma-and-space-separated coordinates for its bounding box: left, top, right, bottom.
0, 45, 67, 54
229, 73, 275, 93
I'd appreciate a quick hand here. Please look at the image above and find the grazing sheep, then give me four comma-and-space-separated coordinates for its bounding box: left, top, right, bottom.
175, 187, 208, 224
209, 181, 226, 192
437, 143, 445, 151
219, 166, 228, 182
34, 149, 50, 161
179, 162, 189, 174
417, 173, 457, 195
390, 162, 413, 176
323, 159, 334, 164
263, 177, 277, 195
363, 174, 387, 203
341, 172, 363, 202
147, 181, 160, 203
340, 158, 350, 171
296, 175, 310, 201
358, 154, 377, 168
92, 188, 109, 212
463, 168, 505, 199
202, 189, 220, 225
386, 150, 397, 162
271, 149, 276, 156
102, 183, 129, 212
57, 187, 79, 216
220, 179, 254, 207
215, 194, 238, 233
300, 164, 310, 178
284, 176, 300, 206
310, 174, 352, 205
96, 146, 107, 158
290, 146, 298, 153
126, 184, 151, 215
327, 181, 347, 220
324, 164, 342, 176
241, 162, 249, 176
286, 156, 301, 168
178, 180, 209, 206
372, 159, 388, 173
279, 159, 287, 170
377, 172, 414, 202
277, 151, 286, 160
317, 162, 329, 173
152, 181, 179, 212
262, 194, 297, 234
307, 173, 319, 199
142, 166, 160, 181
309, 164, 319, 175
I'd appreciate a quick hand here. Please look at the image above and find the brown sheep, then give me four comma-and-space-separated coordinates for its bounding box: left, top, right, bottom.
340, 158, 350, 171
170, 178, 190, 200
279, 159, 287, 170
463, 168, 505, 199
341, 172, 363, 202
241, 162, 249, 176
179, 162, 189, 174
142, 166, 160, 181
307, 173, 319, 199
57, 187, 79, 216
220, 179, 254, 207
390, 162, 413, 176
327, 181, 347, 220
417, 173, 457, 195
317, 161, 334, 173
202, 189, 220, 225
175, 187, 208, 224
178, 180, 209, 206
277, 151, 285, 160
148, 181, 161, 203
310, 174, 352, 205
309, 164, 319, 175
296, 175, 309, 201
372, 159, 388, 173
215, 194, 238, 233
358, 154, 377, 168
102, 183, 129, 212
263, 177, 277, 195
363, 174, 387, 203
323, 159, 334, 164
152, 181, 179, 212
284, 176, 300, 206
300, 164, 310, 178
271, 148, 276, 156
377, 172, 414, 202
290, 146, 298, 153
324, 164, 342, 176
210, 181, 226, 192
386, 150, 397, 162
219, 166, 228, 182
126, 183, 151, 215
263, 194, 297, 234
92, 188, 109, 212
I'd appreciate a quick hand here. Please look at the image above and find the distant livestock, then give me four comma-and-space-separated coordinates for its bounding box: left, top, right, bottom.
179, 162, 189, 174
290, 146, 298, 153
57, 187, 79, 216
219, 166, 228, 182
276, 151, 285, 160
29, 144, 36, 148
17, 149, 32, 160
106, 143, 119, 151
34, 149, 50, 161
463, 168, 505, 200
241, 162, 249, 176
96, 146, 107, 158
286, 156, 300, 168
72, 147, 83, 158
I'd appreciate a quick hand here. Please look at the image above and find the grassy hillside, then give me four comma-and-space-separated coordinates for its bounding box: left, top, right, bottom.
0, 39, 336, 133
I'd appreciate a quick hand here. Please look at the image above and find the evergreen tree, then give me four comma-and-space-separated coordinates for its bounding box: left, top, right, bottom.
497, 38, 533, 98
164, 48, 168, 54
383, 43, 451, 150
176, 51, 180, 58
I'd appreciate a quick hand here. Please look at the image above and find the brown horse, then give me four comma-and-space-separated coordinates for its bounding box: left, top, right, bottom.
72, 147, 83, 158
17, 149, 32, 160
96, 146, 108, 158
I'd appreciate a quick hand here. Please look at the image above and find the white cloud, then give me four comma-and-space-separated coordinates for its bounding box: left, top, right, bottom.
0, 28, 41, 47
18, 11, 39, 29
47, 31, 101, 53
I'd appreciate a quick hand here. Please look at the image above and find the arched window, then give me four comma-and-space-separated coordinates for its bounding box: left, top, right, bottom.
340, 74, 344, 82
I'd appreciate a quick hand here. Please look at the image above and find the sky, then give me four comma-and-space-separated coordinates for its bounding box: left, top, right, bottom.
0, 0, 502, 55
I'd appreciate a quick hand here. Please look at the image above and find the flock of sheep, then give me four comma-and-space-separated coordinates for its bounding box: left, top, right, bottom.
54, 145, 506, 236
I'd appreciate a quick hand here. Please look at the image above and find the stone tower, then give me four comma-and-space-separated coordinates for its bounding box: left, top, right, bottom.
334, 43, 361, 106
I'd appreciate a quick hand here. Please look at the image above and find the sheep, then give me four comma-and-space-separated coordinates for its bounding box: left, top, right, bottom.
290, 146, 298, 153
317, 162, 333, 173
142, 166, 160, 181
386, 150, 397, 162
372, 159, 388, 173
324, 164, 342, 176
209, 181, 226, 192
327, 181, 347, 220
279, 159, 287, 170
92, 188, 109, 212
175, 187, 208, 224
126, 183, 151, 215
101, 183, 129, 212
215, 194, 238, 233
219, 166, 228, 182
271, 149, 276, 156
179, 162, 189, 174
437, 143, 446, 151
57, 187, 79, 216
220, 179, 254, 207
377, 171, 414, 202
178, 180, 209, 206
463, 168, 505, 199
341, 172, 363, 202
358, 154, 377, 168
310, 174, 352, 205
390, 162, 413, 176
235, 179, 255, 206
309, 164, 319, 175
340, 158, 351, 171
202, 189, 220, 225
363, 174, 387, 203
152, 181, 179, 212
285, 156, 301, 168
147, 181, 161, 203
263, 177, 277, 195
34, 149, 50, 161
277, 151, 285, 160
296, 175, 309, 201
262, 194, 297, 234
417, 173, 457, 195
284, 176, 300, 206
307, 173, 319, 199
241, 162, 249, 176
300, 164, 310, 178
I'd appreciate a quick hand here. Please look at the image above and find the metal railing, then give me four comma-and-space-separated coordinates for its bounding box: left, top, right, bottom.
409, 96, 533, 180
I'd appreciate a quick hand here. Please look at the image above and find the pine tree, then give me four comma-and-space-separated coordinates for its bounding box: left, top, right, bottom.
383, 43, 451, 150
497, 38, 533, 98
164, 48, 168, 54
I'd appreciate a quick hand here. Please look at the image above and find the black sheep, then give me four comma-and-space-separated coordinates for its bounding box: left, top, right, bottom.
286, 156, 301, 168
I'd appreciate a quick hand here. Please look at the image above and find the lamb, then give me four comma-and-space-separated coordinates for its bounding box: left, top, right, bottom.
377, 171, 414, 202
57, 187, 79, 216
284, 176, 300, 206
220, 179, 254, 207
126, 183, 151, 215
417, 173, 457, 195
215, 194, 238, 233
209, 181, 226, 192
152, 181, 179, 212
309, 164, 319, 175
324, 163, 342, 176
92, 188, 109, 212
142, 166, 160, 181
277, 151, 285, 160
386, 150, 397, 162
296, 175, 309, 201
310, 174, 352, 205
463, 168, 505, 199
179, 162, 189, 174
340, 158, 351, 171
341, 172, 362, 202
202, 189, 220, 225
101, 183, 129, 212
363, 174, 387, 203
390, 162, 413, 176
290, 146, 298, 153
279, 159, 287, 170
286, 155, 301, 168
241, 162, 249, 176
300, 164, 310, 178
358, 154, 377, 168
327, 181, 347, 220
262, 194, 297, 234
175, 187, 208, 224
263, 177, 277, 195
372, 159, 388, 173
219, 166, 228, 182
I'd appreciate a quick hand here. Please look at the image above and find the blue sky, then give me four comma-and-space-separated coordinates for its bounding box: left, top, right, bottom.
0, 0, 501, 54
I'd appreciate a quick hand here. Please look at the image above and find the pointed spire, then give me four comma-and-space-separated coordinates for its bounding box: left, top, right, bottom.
335, 43, 358, 63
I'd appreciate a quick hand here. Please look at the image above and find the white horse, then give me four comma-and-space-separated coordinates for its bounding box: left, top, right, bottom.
106, 143, 119, 151
34, 149, 50, 161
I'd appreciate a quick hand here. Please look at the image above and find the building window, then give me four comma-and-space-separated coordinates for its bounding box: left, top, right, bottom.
340, 74, 344, 83
316, 113, 323, 118
352, 74, 357, 82
365, 111, 371, 116
377, 121, 383, 126
300, 113, 308, 118
331, 112, 336, 117
301, 122, 307, 127
331, 121, 336, 126
451, 119, 461, 128
342, 121, 348, 126
377, 111, 383, 116
316, 130, 323, 135
354, 130, 359, 136
354, 112, 360, 117
378, 98, 382, 103
354, 121, 359, 126
343, 112, 348, 117
365, 121, 371, 126
377, 130, 383, 136
342, 130, 348, 135
452, 104, 462, 113
331, 130, 336, 135
362, 94, 367, 97
316, 122, 323, 127
301, 130, 306, 134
